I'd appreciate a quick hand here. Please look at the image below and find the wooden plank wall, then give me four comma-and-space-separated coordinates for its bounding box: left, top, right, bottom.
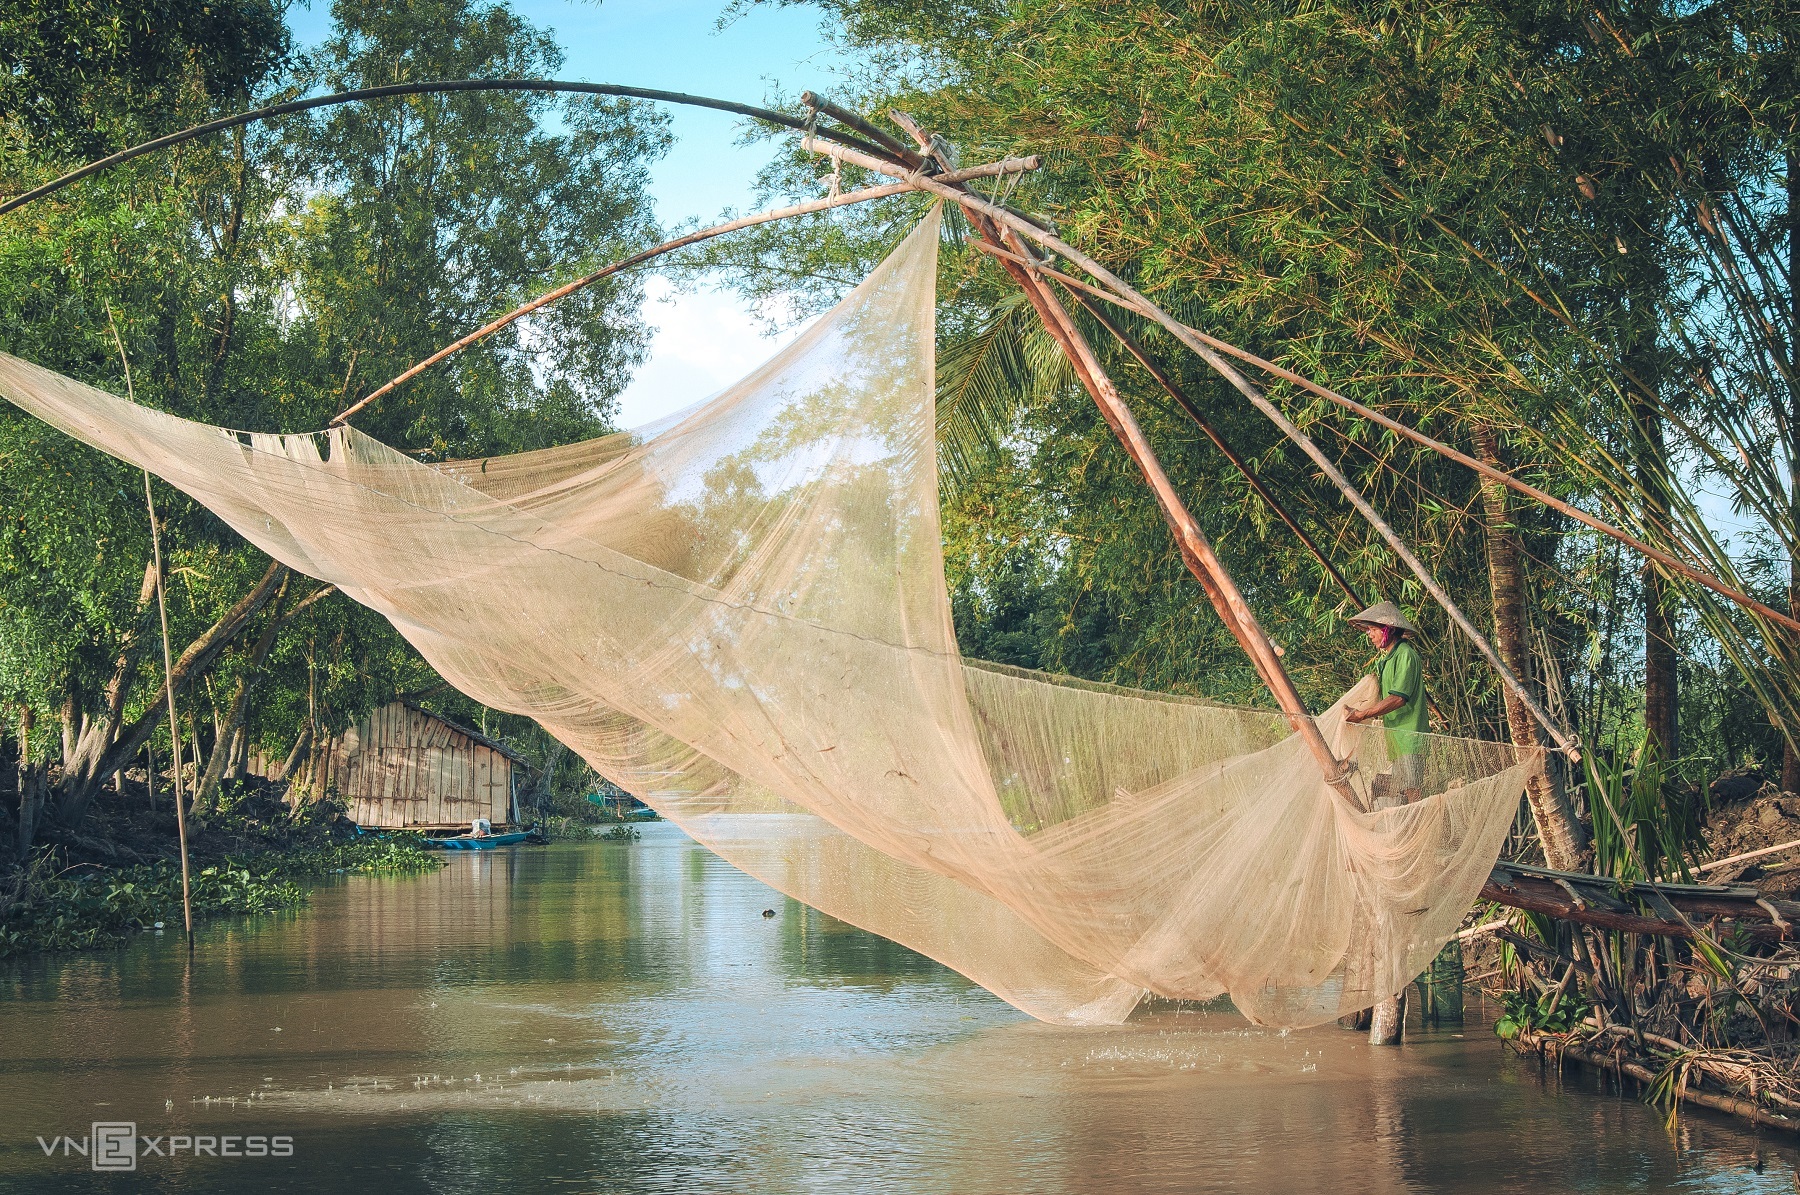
272, 703, 515, 829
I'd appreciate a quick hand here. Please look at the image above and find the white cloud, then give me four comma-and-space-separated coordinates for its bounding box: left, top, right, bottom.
613, 278, 814, 429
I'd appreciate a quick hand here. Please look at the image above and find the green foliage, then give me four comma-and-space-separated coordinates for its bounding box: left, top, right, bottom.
1494, 982, 1587, 1040
0, 0, 668, 834
0, 834, 438, 956
0, 0, 289, 158
1587, 741, 1708, 883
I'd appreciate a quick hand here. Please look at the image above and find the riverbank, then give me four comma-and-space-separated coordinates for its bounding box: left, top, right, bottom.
1510, 1023, 1800, 1136
0, 779, 439, 956
1466, 763, 1800, 1138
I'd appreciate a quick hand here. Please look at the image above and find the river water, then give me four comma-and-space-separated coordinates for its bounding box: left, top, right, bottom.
2, 821, 1795, 1193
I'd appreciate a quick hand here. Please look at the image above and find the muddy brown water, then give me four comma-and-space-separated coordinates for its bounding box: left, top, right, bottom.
2, 820, 1796, 1193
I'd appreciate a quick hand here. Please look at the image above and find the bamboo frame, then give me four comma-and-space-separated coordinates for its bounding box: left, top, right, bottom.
822, 137, 1582, 759
10, 79, 1659, 769
332, 156, 1038, 424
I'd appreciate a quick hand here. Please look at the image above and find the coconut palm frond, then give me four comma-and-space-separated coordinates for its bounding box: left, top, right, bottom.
936, 292, 1072, 495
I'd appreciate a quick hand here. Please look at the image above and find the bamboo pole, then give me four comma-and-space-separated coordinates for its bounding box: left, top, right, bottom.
1066, 291, 1367, 609
331, 156, 1038, 426
1698, 837, 1800, 875
800, 91, 928, 169
869, 126, 1357, 798
1, 81, 913, 219
144, 475, 192, 945
824, 137, 1582, 761
108, 304, 193, 939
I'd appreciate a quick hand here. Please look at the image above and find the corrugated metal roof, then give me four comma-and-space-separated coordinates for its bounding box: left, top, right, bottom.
398, 699, 535, 767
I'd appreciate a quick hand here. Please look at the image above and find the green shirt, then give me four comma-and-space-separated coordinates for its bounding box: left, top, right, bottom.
1375, 640, 1427, 757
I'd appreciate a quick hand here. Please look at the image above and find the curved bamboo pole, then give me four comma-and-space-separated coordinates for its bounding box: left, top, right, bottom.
331, 154, 1038, 425
0, 80, 910, 219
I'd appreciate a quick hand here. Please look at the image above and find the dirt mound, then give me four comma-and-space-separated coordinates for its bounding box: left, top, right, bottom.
1698, 769, 1800, 893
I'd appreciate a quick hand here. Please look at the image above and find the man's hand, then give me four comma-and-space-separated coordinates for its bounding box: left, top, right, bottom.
1346, 695, 1406, 725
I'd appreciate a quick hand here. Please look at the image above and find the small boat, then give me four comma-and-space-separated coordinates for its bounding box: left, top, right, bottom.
426, 830, 533, 850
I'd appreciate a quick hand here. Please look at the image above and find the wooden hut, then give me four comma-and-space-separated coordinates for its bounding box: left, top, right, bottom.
278, 701, 531, 831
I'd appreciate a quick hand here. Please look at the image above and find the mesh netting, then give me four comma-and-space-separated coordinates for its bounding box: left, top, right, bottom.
0, 208, 1532, 1026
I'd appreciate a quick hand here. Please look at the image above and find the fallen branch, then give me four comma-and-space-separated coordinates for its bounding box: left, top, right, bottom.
1457, 916, 1510, 942
1699, 837, 1800, 875
1515, 1028, 1800, 1133
1482, 860, 1800, 943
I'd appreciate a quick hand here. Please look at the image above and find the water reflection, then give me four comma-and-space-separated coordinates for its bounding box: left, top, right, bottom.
1, 821, 1796, 1193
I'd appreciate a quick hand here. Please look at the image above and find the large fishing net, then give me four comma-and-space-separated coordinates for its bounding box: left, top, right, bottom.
0, 208, 1532, 1027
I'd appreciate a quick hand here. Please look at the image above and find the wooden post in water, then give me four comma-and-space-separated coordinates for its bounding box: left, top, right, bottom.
1369, 990, 1404, 1046
145, 472, 194, 946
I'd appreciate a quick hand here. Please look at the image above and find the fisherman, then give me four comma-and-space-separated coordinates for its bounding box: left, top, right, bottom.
1344, 601, 1426, 805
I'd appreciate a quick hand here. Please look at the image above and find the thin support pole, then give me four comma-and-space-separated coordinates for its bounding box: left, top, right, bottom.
1068, 292, 1367, 610
0, 80, 911, 219
145, 473, 192, 945
331, 155, 1038, 426
824, 138, 1581, 761
111, 305, 193, 942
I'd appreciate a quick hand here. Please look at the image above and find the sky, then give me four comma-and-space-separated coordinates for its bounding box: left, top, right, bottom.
285, 0, 848, 427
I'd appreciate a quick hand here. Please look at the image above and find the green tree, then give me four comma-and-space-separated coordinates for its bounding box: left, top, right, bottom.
0, 0, 667, 845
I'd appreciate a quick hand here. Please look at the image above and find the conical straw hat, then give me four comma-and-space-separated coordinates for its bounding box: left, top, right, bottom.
1349, 600, 1417, 636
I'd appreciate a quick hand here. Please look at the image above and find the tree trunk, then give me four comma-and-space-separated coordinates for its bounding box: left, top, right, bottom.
274, 722, 312, 784
59, 690, 77, 771
529, 738, 566, 811
1472, 424, 1589, 870
53, 560, 288, 830
1784, 151, 1800, 797
193, 574, 290, 812
1369, 989, 1404, 1046
16, 709, 43, 859
1629, 339, 1678, 762
1642, 567, 1678, 762
61, 560, 159, 796
229, 726, 250, 781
